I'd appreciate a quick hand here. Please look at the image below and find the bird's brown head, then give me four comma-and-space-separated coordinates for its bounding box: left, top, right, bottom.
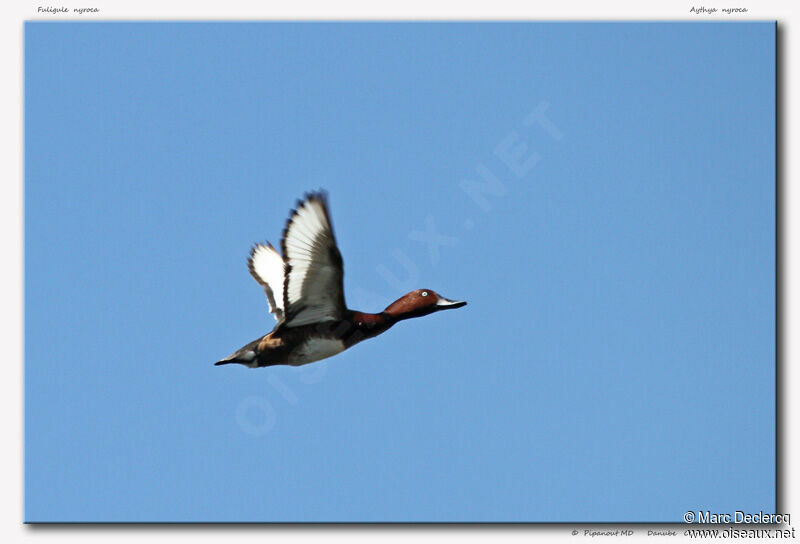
383, 289, 467, 321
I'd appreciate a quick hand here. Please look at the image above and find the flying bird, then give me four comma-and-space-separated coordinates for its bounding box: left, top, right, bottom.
216, 191, 466, 367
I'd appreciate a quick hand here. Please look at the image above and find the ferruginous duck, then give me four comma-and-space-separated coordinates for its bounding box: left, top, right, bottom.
216, 191, 466, 368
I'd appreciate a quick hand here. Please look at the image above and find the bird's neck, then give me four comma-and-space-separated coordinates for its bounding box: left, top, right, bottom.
349, 311, 393, 327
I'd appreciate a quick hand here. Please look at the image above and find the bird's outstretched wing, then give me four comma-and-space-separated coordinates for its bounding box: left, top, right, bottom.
248, 242, 286, 324
280, 191, 346, 328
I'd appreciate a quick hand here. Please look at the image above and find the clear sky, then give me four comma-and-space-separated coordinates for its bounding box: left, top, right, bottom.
25, 22, 775, 522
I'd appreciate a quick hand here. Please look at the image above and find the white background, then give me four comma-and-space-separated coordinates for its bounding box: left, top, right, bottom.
2, 1, 794, 541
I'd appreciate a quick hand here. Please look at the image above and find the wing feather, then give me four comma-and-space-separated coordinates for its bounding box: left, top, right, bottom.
248, 242, 286, 324
280, 192, 346, 327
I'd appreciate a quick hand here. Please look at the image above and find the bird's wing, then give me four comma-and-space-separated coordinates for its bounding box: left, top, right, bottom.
248, 242, 286, 324
280, 191, 346, 328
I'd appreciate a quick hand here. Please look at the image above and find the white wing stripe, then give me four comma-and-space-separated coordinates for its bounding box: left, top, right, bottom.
248, 243, 286, 323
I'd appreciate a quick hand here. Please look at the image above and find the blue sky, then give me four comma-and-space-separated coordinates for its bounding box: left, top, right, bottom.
25, 22, 775, 522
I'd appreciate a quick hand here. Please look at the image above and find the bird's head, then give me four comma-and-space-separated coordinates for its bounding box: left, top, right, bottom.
383, 289, 467, 320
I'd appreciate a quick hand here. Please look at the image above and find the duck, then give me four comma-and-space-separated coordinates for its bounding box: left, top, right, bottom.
215, 191, 467, 368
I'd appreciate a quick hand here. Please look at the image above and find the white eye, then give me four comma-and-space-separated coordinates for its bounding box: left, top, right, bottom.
421, 291, 428, 297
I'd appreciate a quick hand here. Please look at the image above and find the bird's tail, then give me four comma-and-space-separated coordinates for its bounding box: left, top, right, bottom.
214, 338, 261, 367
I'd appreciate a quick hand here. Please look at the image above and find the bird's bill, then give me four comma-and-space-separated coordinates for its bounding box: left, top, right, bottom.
436, 297, 467, 309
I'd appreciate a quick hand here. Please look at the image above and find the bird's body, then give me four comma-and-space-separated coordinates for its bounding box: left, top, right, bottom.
217, 311, 386, 367
216, 192, 466, 368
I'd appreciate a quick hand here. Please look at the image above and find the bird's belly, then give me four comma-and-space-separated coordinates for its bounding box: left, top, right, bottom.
288, 337, 346, 366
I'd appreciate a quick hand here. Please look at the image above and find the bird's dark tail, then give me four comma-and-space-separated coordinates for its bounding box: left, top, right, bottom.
213, 354, 256, 367
214, 338, 262, 367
